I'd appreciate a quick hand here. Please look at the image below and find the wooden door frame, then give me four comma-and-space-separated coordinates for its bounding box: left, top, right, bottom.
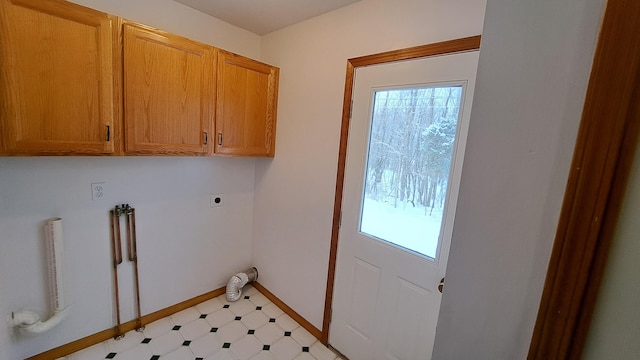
528, 0, 640, 358
321, 35, 482, 344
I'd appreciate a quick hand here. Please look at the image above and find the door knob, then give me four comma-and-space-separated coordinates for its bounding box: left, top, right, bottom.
438, 277, 445, 293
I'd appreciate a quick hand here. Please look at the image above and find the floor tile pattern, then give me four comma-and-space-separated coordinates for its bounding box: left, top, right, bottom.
63, 286, 342, 360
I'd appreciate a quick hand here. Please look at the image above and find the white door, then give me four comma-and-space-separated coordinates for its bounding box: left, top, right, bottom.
329, 51, 479, 360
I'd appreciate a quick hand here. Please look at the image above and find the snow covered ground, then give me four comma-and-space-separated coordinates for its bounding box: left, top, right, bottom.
360, 197, 443, 258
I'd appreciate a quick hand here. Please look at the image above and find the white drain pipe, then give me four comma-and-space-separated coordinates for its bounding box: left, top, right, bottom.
12, 308, 70, 334
12, 218, 70, 334
226, 267, 258, 302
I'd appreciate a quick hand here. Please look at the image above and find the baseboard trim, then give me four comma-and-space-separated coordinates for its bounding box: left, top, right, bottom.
26, 287, 226, 360
252, 281, 323, 341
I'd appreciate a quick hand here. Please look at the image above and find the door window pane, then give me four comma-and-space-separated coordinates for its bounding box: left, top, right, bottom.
360, 86, 463, 259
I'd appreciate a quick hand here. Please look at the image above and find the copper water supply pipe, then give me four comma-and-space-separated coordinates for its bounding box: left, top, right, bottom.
124, 204, 144, 331
110, 206, 124, 340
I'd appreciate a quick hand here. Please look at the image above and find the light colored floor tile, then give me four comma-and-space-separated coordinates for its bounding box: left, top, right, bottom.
218, 320, 249, 343
271, 337, 302, 360
207, 308, 236, 328
170, 307, 201, 325
275, 314, 299, 332
113, 343, 153, 360
190, 332, 223, 358
291, 327, 316, 347
248, 292, 270, 307
142, 317, 174, 339
255, 323, 285, 345
205, 348, 235, 360
180, 318, 212, 340
148, 328, 184, 356
310, 342, 338, 360
294, 353, 316, 360
196, 297, 225, 315
241, 310, 269, 330
162, 346, 195, 360
105, 330, 144, 354
251, 350, 276, 360
229, 298, 259, 316
231, 335, 263, 360
262, 303, 284, 318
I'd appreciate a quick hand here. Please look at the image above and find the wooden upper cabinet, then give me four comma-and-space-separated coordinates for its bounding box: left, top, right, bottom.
0, 0, 279, 157
0, 0, 116, 155
123, 23, 215, 155
216, 50, 279, 157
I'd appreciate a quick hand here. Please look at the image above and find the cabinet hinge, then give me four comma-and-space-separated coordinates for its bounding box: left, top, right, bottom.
203, 131, 208, 145
106, 125, 111, 142
218, 133, 223, 146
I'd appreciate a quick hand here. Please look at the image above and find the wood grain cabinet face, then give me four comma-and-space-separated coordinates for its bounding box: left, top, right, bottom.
0, 0, 115, 155
216, 51, 279, 157
123, 23, 214, 155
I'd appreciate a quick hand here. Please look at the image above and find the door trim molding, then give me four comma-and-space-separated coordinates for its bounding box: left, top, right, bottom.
322, 35, 482, 344
528, 0, 640, 358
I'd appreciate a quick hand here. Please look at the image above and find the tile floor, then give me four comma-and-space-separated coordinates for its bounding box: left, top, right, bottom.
63, 285, 343, 360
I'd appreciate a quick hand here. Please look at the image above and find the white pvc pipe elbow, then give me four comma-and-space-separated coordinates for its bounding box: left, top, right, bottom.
12, 307, 70, 335
11, 310, 40, 327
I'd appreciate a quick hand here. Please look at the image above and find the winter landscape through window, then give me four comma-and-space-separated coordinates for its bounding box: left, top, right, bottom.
359, 85, 464, 259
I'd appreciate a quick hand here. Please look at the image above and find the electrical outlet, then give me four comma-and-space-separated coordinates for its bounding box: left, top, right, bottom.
210, 194, 224, 207
91, 182, 106, 200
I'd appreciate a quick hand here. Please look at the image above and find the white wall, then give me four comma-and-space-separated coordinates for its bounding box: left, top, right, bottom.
255, 0, 487, 330
583, 145, 640, 359
0, 1, 262, 359
70, 0, 261, 59
432, 0, 605, 359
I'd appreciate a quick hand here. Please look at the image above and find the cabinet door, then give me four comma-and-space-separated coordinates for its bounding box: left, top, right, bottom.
123, 23, 214, 155
0, 0, 115, 155
216, 51, 279, 157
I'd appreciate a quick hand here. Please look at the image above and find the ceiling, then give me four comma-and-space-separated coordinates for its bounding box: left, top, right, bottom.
173, 0, 362, 35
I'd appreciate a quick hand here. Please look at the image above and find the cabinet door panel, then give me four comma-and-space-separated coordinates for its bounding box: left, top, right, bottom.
124, 23, 214, 155
0, 0, 115, 155
216, 51, 278, 157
